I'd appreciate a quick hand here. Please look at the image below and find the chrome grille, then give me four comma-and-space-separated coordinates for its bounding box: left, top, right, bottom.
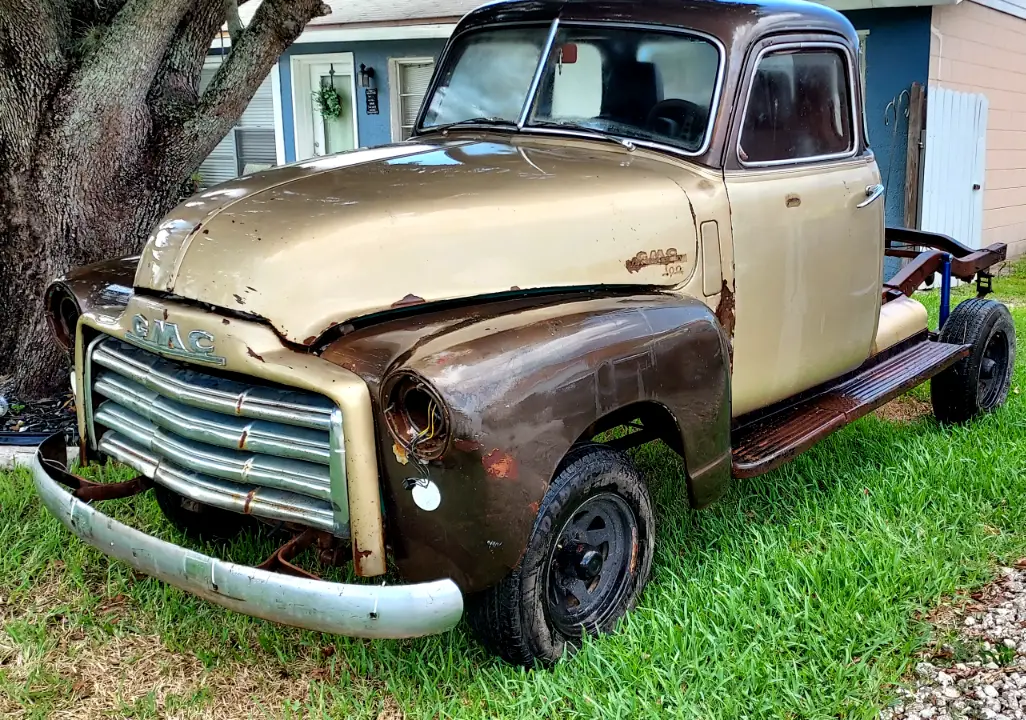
86, 337, 348, 535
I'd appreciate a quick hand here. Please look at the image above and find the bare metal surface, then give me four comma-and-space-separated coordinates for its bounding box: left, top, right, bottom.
31, 437, 462, 639
98, 432, 338, 532
94, 339, 334, 430
88, 336, 344, 532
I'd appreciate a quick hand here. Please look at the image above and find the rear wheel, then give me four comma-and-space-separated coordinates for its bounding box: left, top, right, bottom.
153, 484, 249, 542
466, 444, 655, 667
932, 298, 1015, 424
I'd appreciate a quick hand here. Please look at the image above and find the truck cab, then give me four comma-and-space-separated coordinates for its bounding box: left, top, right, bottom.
34, 0, 1013, 668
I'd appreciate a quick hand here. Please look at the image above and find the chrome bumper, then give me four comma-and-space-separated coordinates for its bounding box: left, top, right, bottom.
31, 443, 463, 639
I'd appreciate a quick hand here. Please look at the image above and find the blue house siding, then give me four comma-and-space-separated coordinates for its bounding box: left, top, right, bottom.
843, 8, 932, 227
278, 39, 447, 162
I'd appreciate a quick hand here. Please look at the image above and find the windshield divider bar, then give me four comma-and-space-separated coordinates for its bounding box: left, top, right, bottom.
517, 18, 560, 129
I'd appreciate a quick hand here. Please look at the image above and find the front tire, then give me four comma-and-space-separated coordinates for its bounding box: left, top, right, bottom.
466, 444, 655, 667
932, 298, 1016, 424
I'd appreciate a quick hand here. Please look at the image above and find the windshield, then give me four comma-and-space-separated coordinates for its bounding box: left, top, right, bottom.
419, 24, 721, 154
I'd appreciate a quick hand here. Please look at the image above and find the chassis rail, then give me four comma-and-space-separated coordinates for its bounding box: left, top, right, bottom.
30, 434, 463, 639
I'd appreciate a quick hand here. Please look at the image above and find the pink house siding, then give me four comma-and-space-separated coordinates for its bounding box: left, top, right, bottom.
930, 0, 1026, 258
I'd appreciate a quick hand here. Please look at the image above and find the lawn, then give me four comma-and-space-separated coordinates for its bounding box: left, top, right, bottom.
3, 265, 1026, 719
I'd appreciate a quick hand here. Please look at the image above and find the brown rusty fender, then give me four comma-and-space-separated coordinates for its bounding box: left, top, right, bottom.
322, 291, 732, 593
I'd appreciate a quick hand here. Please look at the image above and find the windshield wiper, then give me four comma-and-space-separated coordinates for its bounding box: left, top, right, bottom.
423, 117, 520, 133
529, 121, 636, 151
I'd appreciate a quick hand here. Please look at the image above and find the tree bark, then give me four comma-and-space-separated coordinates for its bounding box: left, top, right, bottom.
0, 0, 327, 400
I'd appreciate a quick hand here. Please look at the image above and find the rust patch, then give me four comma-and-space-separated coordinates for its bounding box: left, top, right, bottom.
715, 279, 735, 339
221, 318, 230, 325
454, 438, 483, 453
510, 285, 521, 291
625, 248, 687, 273
392, 442, 409, 465
202, 228, 210, 234
391, 293, 426, 308
483, 449, 519, 480
242, 489, 257, 514
233, 293, 246, 305
353, 545, 374, 576
528, 500, 540, 514
785, 194, 801, 208
245, 346, 265, 363
238, 428, 249, 450
303, 335, 317, 346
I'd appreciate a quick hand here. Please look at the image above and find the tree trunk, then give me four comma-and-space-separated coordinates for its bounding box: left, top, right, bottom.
0, 0, 328, 401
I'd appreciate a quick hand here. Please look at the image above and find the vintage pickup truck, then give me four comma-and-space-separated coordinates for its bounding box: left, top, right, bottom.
33, 0, 1015, 666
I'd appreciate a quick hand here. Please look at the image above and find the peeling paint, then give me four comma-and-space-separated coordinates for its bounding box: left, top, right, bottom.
393, 442, 410, 465
245, 346, 265, 363
391, 294, 426, 309
233, 293, 246, 305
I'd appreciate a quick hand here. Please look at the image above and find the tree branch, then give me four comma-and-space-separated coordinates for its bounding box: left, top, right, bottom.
174, 0, 327, 167
73, 0, 196, 111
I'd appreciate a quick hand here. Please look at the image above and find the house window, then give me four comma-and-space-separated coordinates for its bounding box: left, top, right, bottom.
197, 58, 277, 188
390, 57, 436, 141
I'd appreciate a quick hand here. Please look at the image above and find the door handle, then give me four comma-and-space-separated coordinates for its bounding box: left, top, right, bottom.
856, 183, 885, 209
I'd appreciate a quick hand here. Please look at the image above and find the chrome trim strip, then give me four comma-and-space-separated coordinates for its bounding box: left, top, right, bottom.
328, 408, 350, 534
93, 339, 333, 431
99, 432, 336, 531
517, 18, 560, 128
736, 40, 861, 169
31, 445, 462, 639
94, 371, 330, 465
95, 403, 331, 501
83, 334, 107, 451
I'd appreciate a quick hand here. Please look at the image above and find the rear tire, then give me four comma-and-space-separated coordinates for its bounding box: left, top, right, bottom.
466, 444, 655, 667
153, 484, 249, 542
931, 298, 1015, 424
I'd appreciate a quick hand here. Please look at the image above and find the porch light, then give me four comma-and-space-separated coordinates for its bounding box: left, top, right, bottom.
358, 64, 376, 89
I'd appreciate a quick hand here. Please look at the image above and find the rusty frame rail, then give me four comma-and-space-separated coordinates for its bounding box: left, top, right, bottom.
883, 227, 1006, 300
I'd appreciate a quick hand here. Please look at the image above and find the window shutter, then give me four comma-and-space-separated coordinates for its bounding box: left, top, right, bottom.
397, 61, 435, 140
196, 62, 277, 187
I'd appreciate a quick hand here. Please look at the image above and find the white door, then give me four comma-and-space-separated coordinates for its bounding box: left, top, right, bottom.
921, 86, 988, 249
291, 54, 359, 160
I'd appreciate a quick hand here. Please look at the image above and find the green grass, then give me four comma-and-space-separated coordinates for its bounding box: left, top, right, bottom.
4, 265, 1026, 718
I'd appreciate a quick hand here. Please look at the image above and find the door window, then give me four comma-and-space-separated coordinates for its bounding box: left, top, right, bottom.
739, 47, 854, 164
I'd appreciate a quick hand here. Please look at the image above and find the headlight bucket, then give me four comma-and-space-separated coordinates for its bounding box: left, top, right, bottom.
44, 282, 81, 352
381, 371, 450, 461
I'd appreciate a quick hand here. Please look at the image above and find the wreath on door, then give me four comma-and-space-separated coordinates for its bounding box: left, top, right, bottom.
313, 64, 344, 120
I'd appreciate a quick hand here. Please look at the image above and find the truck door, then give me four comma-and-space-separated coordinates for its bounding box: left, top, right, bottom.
725, 39, 885, 417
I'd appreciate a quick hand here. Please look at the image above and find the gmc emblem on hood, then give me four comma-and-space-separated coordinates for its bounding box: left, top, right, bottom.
126, 313, 226, 366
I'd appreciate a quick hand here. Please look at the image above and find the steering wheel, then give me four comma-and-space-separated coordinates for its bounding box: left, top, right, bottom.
645, 99, 708, 147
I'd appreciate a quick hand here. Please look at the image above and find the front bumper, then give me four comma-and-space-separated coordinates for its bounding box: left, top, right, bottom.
31, 439, 463, 639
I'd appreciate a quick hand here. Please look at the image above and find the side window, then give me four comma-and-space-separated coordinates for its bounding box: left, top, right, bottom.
739, 47, 854, 164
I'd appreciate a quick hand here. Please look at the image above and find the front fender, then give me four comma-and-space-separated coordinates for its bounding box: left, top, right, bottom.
324, 292, 731, 592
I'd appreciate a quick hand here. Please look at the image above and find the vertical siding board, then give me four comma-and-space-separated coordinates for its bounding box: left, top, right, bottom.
922, 86, 989, 249
930, 0, 1026, 256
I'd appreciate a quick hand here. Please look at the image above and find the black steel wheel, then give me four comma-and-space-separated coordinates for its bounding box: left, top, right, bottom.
932, 297, 1016, 424
153, 484, 250, 542
466, 444, 655, 667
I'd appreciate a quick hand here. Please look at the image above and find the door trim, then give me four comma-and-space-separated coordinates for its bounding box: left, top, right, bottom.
290, 53, 359, 160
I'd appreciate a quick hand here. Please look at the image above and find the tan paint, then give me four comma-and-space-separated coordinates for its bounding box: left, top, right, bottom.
700, 221, 722, 297
872, 295, 928, 355
73, 296, 387, 577
136, 136, 704, 346
726, 155, 884, 416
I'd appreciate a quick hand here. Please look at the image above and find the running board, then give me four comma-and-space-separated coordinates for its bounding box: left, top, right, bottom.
731, 340, 969, 478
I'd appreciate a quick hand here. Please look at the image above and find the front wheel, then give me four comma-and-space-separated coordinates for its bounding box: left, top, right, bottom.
466, 444, 655, 667
932, 298, 1016, 424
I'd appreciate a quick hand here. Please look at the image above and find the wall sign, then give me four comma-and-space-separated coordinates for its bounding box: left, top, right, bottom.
365, 88, 379, 115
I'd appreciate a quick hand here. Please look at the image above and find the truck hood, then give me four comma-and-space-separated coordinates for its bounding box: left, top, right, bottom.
136, 136, 699, 345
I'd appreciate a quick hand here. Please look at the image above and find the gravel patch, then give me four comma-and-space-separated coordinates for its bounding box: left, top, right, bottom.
882, 563, 1026, 720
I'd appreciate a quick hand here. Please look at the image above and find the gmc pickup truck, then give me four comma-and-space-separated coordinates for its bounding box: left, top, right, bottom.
33, 0, 1014, 667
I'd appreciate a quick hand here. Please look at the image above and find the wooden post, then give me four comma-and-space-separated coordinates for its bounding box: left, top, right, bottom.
904, 82, 926, 229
